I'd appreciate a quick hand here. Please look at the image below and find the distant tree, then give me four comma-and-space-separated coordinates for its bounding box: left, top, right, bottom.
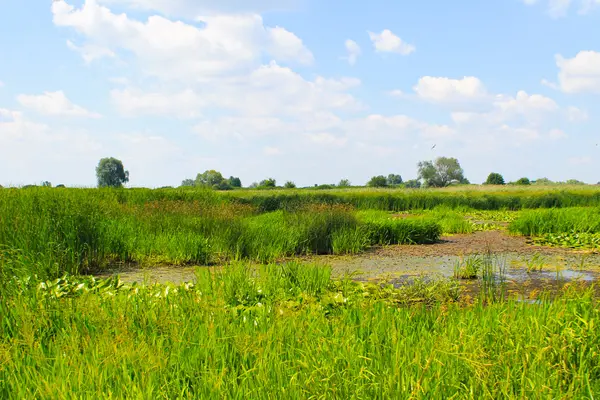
534, 177, 553, 185
485, 173, 505, 185
248, 182, 259, 189
367, 176, 388, 188
259, 178, 277, 188
55, 184, 66, 188
0, 184, 3, 189
338, 179, 351, 188
41, 181, 52, 187
387, 174, 403, 186
213, 180, 232, 190
315, 184, 335, 190
417, 157, 465, 188
515, 177, 531, 186
96, 157, 129, 188
195, 170, 226, 188
180, 179, 195, 187
404, 179, 422, 189
228, 176, 242, 188
284, 181, 297, 189
566, 179, 586, 185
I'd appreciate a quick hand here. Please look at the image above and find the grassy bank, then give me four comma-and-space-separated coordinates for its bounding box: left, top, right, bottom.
0, 263, 597, 399
0, 189, 440, 277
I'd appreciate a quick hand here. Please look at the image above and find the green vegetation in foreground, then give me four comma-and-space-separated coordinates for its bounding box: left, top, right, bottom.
0, 189, 440, 276
1, 261, 598, 399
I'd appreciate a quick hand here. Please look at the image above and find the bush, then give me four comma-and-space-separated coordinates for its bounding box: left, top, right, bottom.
284, 181, 297, 189
515, 178, 531, 186
367, 176, 388, 188
485, 173, 505, 185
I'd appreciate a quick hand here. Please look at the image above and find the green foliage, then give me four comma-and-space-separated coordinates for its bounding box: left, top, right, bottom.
228, 176, 242, 188
510, 207, 600, 236
566, 179, 586, 185
357, 210, 441, 245
515, 177, 531, 186
485, 172, 505, 185
367, 175, 388, 187
284, 181, 297, 189
404, 179, 421, 189
386, 174, 403, 186
95, 157, 129, 188
533, 231, 600, 249
180, 179, 195, 187
41, 181, 52, 187
534, 177, 553, 185
417, 157, 466, 188
195, 170, 226, 187
259, 178, 277, 188
338, 179, 351, 187
453, 255, 483, 279
1, 267, 597, 398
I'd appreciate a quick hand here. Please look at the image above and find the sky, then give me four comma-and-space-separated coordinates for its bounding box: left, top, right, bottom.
0, 0, 599, 188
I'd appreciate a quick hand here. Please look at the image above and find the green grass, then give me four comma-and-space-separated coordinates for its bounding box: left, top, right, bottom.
509, 207, 600, 236
0, 190, 441, 277
0, 263, 598, 399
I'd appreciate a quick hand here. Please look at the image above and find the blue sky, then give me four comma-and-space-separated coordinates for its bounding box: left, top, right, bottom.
1, 0, 599, 187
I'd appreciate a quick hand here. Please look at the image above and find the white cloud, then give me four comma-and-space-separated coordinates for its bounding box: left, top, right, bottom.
344, 39, 361, 65
553, 51, 600, 93
52, 1, 313, 82
566, 106, 588, 121
368, 29, 415, 55
306, 132, 348, 147
493, 91, 558, 114
549, 128, 568, 140
111, 88, 205, 118
264, 146, 283, 156
97, 0, 299, 16
17, 91, 101, 118
67, 40, 116, 64
413, 76, 487, 103
522, 0, 599, 17
0, 109, 103, 186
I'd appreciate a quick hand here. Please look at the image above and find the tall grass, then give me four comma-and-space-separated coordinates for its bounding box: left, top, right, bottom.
0, 189, 440, 278
510, 207, 600, 235
226, 186, 600, 211
0, 262, 597, 398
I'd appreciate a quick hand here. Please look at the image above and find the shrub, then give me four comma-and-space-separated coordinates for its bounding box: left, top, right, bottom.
485, 173, 505, 185
284, 181, 297, 189
515, 178, 531, 186
367, 176, 388, 188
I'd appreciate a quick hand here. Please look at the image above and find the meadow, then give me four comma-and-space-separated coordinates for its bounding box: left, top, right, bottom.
1, 186, 600, 398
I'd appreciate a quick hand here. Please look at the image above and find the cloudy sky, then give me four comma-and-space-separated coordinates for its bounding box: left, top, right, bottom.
0, 0, 599, 187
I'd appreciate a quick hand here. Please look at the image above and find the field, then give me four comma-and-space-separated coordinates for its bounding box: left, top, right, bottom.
1, 186, 600, 398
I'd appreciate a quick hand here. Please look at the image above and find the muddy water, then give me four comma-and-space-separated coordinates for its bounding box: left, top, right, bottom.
95, 231, 600, 287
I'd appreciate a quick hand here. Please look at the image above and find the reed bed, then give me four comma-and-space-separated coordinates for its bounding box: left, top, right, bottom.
0, 262, 597, 399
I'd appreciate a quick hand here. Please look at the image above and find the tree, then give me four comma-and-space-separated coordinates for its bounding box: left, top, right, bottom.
417, 157, 465, 188
485, 173, 505, 185
228, 176, 242, 188
284, 181, 296, 189
566, 179, 585, 185
534, 177, 553, 185
515, 177, 531, 186
55, 184, 66, 188
195, 170, 226, 188
248, 182, 259, 189
259, 178, 276, 188
41, 181, 52, 187
96, 157, 129, 188
180, 179, 195, 187
367, 175, 388, 187
387, 174, 403, 186
338, 179, 351, 187
404, 179, 421, 189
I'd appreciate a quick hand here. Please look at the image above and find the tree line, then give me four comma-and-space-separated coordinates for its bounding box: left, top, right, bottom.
5, 157, 591, 189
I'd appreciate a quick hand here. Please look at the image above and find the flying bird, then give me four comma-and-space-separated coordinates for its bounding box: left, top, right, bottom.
431, 144, 436, 150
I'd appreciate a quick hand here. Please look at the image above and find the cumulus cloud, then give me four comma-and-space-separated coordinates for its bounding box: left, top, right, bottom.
413, 76, 488, 103
52, 1, 313, 82
344, 39, 361, 65
17, 91, 101, 118
67, 40, 116, 64
552, 51, 600, 93
97, 0, 299, 16
368, 29, 415, 55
